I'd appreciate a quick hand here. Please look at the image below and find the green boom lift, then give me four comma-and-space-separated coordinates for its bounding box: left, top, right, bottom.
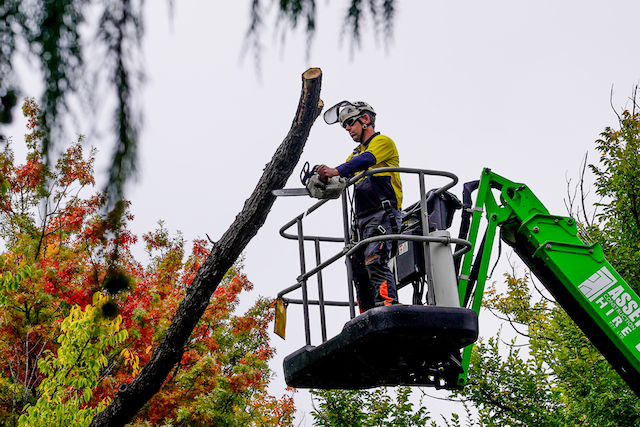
274, 167, 640, 395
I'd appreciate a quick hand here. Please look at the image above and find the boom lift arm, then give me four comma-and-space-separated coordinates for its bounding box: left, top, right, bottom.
458, 168, 640, 395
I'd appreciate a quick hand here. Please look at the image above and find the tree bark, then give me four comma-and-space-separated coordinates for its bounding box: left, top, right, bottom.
89, 68, 323, 427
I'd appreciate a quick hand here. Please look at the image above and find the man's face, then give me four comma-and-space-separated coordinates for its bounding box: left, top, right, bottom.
344, 114, 369, 143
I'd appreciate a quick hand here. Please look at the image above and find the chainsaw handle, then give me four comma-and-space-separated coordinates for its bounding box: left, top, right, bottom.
300, 162, 322, 185
300, 162, 311, 185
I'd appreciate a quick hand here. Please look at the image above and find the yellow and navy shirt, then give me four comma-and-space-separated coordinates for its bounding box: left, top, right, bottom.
336, 132, 402, 218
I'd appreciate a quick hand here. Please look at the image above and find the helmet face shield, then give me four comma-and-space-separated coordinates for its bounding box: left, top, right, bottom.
323, 100, 352, 125
324, 100, 376, 127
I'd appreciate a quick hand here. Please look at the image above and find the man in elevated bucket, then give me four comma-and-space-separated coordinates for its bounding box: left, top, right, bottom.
317, 101, 403, 313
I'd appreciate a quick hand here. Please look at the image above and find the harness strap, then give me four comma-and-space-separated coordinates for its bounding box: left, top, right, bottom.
380, 199, 399, 257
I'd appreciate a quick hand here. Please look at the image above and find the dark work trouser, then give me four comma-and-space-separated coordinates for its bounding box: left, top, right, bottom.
351, 209, 402, 313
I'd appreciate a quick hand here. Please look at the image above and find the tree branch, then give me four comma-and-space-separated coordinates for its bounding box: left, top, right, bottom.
89, 68, 323, 427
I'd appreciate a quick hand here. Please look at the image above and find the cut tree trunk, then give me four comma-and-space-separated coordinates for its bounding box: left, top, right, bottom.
89, 68, 323, 427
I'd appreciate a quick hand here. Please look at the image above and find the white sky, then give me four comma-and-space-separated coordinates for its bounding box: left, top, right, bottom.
3, 0, 640, 423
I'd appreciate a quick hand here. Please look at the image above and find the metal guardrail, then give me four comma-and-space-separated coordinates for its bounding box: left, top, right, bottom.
277, 168, 471, 345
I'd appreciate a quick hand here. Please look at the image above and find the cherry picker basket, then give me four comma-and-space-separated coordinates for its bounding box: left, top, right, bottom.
276, 168, 477, 390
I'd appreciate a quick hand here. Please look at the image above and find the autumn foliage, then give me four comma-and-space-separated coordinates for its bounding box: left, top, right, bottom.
0, 99, 295, 426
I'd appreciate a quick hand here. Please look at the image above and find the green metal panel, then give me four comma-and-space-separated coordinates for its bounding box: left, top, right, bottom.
458, 168, 640, 393
525, 218, 640, 376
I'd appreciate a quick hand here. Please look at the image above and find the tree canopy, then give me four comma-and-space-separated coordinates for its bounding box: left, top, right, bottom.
0, 98, 297, 426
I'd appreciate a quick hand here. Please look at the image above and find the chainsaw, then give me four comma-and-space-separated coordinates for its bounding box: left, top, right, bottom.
273, 162, 347, 199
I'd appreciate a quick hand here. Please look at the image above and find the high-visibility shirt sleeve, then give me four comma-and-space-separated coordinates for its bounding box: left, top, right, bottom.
336, 152, 376, 177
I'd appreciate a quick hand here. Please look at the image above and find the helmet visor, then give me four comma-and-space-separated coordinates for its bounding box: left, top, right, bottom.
323, 100, 353, 125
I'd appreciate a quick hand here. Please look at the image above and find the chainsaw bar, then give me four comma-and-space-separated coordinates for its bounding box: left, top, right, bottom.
272, 188, 310, 197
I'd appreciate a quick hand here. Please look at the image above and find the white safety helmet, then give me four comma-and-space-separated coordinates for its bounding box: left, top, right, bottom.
324, 101, 376, 127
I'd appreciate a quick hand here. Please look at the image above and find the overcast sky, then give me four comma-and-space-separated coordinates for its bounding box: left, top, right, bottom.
4, 0, 640, 423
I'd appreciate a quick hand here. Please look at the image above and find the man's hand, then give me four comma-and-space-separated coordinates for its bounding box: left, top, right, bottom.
316, 165, 340, 183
